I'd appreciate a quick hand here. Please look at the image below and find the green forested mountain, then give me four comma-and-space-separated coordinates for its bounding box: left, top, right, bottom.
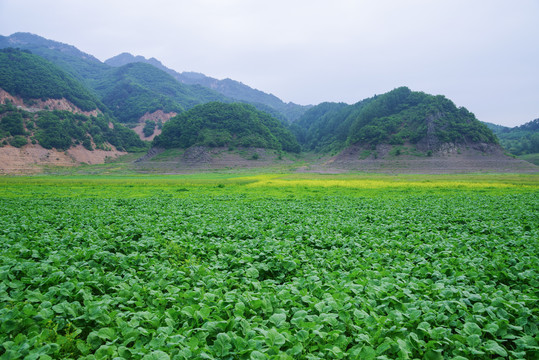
0, 33, 231, 124
485, 119, 538, 156
0, 48, 104, 112
0, 33, 308, 123
0, 32, 109, 87
293, 87, 497, 153
0, 33, 508, 157
105, 52, 310, 122
0, 102, 145, 151
291, 101, 368, 152
0, 49, 144, 151
153, 102, 300, 152
94, 62, 228, 123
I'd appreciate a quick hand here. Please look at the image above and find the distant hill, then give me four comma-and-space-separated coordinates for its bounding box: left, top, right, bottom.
153, 102, 300, 153
0, 48, 104, 112
485, 119, 538, 157
1, 33, 308, 124
0, 49, 144, 153
0, 32, 108, 86
293, 87, 497, 153
94, 62, 228, 123
105, 52, 310, 122
0, 33, 230, 124
0, 103, 144, 152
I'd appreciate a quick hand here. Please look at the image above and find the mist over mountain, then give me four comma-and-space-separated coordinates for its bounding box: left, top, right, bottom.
0, 31, 536, 173
0, 48, 104, 112
0, 32, 108, 86
0, 48, 144, 152
485, 119, 539, 158
94, 62, 228, 123
0, 33, 308, 124
105, 52, 309, 122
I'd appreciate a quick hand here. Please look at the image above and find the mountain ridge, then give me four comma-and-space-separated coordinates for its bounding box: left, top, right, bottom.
0, 32, 536, 173
105, 52, 310, 122
0, 49, 145, 157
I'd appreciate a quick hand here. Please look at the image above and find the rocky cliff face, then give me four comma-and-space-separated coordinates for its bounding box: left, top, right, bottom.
416, 112, 444, 152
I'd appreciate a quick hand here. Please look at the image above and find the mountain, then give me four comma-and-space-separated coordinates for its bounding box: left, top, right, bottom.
94, 62, 228, 123
153, 102, 300, 153
0, 33, 230, 125
293, 87, 497, 153
485, 119, 538, 156
0, 32, 108, 86
0, 48, 104, 112
0, 48, 145, 154
105, 52, 310, 122
1, 33, 308, 125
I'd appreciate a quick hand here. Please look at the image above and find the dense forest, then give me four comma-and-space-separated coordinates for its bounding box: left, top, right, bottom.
153, 102, 300, 153
293, 87, 497, 153
0, 48, 145, 151
94, 63, 228, 123
0, 33, 306, 125
485, 119, 539, 156
2, 33, 533, 161
0, 48, 105, 112
105, 52, 309, 122
0, 102, 146, 151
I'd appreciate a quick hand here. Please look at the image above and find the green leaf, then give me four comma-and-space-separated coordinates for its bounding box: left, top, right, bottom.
269, 313, 287, 327
484, 340, 507, 357
95, 345, 116, 359
142, 350, 171, 360
467, 334, 481, 348
425, 349, 443, 360
265, 328, 286, 348
397, 338, 411, 359
296, 329, 309, 342
87, 332, 103, 349
288, 343, 303, 356
463, 322, 481, 336
376, 341, 391, 355
97, 327, 116, 341
358, 346, 375, 360
516, 335, 539, 350
417, 321, 431, 333
328, 345, 344, 359
484, 322, 499, 335
76, 340, 90, 355
1, 319, 17, 333
212, 333, 232, 357
250, 350, 268, 360
246, 267, 259, 278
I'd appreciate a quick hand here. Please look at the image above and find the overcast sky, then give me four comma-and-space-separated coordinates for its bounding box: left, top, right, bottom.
1, 0, 538, 126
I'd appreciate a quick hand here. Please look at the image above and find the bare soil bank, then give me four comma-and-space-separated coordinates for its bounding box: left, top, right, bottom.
2, 143, 537, 175
0, 144, 126, 175
320, 143, 539, 174
131, 144, 538, 174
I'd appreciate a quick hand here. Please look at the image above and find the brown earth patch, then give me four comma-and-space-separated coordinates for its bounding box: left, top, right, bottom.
324, 143, 539, 174
133, 143, 538, 174
133, 147, 296, 173
0, 88, 101, 117
132, 110, 177, 141
0, 144, 126, 175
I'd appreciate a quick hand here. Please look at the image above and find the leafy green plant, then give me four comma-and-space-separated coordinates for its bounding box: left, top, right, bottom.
0, 178, 537, 359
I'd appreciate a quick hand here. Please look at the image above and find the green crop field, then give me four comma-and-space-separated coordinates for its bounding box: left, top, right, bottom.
0, 174, 538, 359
